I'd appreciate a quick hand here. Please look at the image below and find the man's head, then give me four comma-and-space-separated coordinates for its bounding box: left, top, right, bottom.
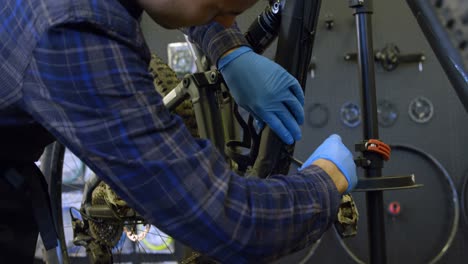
137, 0, 259, 28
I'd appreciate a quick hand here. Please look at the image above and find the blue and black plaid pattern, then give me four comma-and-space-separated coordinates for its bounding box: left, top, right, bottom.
183, 22, 251, 66
1, 0, 341, 262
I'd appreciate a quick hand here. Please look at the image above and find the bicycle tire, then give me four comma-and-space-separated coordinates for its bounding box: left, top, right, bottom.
40, 142, 67, 263
39, 144, 185, 263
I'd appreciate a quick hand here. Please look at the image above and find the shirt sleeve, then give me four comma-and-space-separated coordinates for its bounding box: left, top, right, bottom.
20, 23, 340, 263
182, 21, 250, 66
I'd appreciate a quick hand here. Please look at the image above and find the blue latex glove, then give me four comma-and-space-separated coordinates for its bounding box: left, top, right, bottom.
218, 46, 304, 145
300, 134, 358, 193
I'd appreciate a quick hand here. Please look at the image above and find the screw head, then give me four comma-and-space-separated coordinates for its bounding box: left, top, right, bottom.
210, 71, 217, 81
183, 78, 190, 87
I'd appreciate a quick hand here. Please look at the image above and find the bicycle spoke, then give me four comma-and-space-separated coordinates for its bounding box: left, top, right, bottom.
114, 235, 125, 264
144, 230, 171, 239
137, 240, 150, 263
154, 228, 173, 254
62, 183, 83, 191
71, 154, 79, 171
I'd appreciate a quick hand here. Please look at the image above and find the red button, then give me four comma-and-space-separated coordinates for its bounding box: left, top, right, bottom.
388, 201, 401, 216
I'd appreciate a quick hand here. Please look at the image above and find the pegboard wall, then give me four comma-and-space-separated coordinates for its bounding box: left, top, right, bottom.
140, 0, 468, 263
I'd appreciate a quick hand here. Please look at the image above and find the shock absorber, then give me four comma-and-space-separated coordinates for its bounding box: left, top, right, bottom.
244, 0, 282, 54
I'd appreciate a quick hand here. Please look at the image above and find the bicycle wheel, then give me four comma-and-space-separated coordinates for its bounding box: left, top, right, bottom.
36, 143, 184, 264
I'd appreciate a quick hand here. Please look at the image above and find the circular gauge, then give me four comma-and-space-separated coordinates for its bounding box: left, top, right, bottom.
336, 145, 458, 264
340, 102, 361, 128
408, 96, 434, 123
307, 103, 329, 128
377, 100, 398, 127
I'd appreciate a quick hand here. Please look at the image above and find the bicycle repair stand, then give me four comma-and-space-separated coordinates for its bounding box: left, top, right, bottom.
247, 1, 465, 262
339, 0, 467, 263
346, 0, 427, 263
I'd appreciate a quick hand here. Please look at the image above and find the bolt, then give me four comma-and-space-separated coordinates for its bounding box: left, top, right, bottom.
210, 71, 217, 81
183, 78, 190, 87
388, 201, 401, 216
272, 2, 280, 13
325, 14, 335, 30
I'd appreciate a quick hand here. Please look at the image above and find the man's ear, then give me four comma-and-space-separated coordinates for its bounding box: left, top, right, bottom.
138, 0, 220, 28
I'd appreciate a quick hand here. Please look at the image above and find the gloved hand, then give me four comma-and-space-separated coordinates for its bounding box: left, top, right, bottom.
300, 134, 358, 193
218, 46, 304, 145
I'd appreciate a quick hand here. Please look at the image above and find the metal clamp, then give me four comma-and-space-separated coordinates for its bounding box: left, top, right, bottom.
355, 139, 391, 161
344, 44, 426, 72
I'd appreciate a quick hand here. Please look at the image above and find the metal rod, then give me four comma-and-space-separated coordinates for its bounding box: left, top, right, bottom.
352, 1, 387, 263
406, 0, 468, 112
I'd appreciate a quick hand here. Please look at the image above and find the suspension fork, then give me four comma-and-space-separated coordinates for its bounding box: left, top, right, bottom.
250, 0, 322, 177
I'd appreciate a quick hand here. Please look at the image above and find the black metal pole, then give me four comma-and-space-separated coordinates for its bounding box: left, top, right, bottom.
351, 0, 387, 263
406, 0, 468, 113
250, 0, 322, 177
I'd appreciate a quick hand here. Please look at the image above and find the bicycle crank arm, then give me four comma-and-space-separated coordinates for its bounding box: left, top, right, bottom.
289, 155, 359, 238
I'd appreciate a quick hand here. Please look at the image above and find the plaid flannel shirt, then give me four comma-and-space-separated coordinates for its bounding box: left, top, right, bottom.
0, 0, 340, 262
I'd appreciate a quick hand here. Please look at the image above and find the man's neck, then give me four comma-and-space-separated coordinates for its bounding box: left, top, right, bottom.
117, 0, 143, 19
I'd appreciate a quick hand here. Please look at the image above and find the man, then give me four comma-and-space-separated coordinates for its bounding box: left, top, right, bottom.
0, 0, 357, 263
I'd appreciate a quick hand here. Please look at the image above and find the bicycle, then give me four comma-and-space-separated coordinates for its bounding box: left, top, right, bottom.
34, 0, 467, 263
